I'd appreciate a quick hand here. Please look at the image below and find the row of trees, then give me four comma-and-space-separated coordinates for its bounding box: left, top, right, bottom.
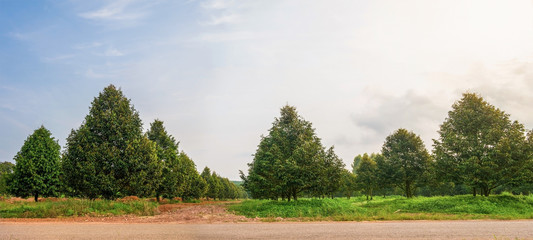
242, 93, 533, 201
353, 93, 533, 199
2, 85, 244, 201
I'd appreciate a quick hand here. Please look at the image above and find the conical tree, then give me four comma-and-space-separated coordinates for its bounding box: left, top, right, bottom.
10, 126, 61, 202
241, 105, 342, 201
146, 119, 180, 201
178, 152, 205, 200
62, 85, 162, 199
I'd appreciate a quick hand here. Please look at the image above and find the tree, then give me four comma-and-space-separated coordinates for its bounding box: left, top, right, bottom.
373, 153, 395, 197
338, 169, 357, 199
311, 147, 345, 198
433, 93, 531, 196
9, 126, 62, 202
206, 171, 222, 200
352, 155, 363, 174
146, 119, 180, 201
241, 105, 342, 201
178, 152, 206, 200
62, 85, 162, 199
355, 153, 378, 200
381, 128, 430, 198
0, 162, 14, 195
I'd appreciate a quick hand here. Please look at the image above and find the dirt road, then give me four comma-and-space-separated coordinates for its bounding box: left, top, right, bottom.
2, 220, 533, 239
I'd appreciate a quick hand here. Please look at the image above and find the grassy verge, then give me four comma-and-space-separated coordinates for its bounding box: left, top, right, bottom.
229, 194, 533, 221
0, 198, 159, 218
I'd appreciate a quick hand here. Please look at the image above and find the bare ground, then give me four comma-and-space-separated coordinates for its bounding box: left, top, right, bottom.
0, 201, 259, 224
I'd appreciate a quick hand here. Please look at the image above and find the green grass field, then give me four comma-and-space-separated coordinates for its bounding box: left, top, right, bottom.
0, 198, 158, 218
229, 193, 533, 221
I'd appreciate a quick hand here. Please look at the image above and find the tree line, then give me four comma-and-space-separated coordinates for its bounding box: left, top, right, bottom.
0, 85, 246, 201
241, 93, 533, 200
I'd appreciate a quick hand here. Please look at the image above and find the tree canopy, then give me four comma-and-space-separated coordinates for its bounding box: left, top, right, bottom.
381, 128, 430, 198
62, 85, 162, 199
9, 126, 62, 202
433, 93, 531, 196
241, 105, 344, 201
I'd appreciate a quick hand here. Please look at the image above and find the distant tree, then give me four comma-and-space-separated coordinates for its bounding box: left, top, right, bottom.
355, 153, 378, 200
338, 169, 357, 199
312, 147, 345, 198
0, 161, 14, 195
146, 119, 180, 202
9, 126, 62, 202
373, 153, 395, 197
381, 128, 430, 198
241, 105, 342, 201
433, 93, 531, 196
207, 172, 223, 200
62, 85, 162, 199
178, 152, 206, 200
352, 155, 363, 174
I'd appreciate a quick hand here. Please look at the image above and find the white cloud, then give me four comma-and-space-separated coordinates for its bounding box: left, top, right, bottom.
201, 0, 234, 9
202, 14, 240, 25
79, 0, 143, 21
103, 48, 124, 57
42, 54, 76, 63
73, 42, 103, 49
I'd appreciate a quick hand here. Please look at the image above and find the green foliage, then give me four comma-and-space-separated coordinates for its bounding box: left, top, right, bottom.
0, 161, 14, 195
352, 155, 362, 174
146, 119, 180, 200
178, 152, 206, 200
0, 198, 158, 218
381, 129, 430, 198
62, 85, 162, 199
337, 169, 357, 199
433, 93, 531, 196
9, 126, 62, 202
230, 194, 533, 221
241, 105, 344, 201
355, 153, 378, 200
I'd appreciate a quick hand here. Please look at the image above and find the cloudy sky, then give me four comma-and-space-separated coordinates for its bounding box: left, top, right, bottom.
1, 0, 533, 180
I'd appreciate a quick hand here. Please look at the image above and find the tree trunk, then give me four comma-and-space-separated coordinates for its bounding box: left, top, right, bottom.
34, 194, 38, 202
473, 188, 477, 197
156, 194, 161, 202
405, 181, 412, 198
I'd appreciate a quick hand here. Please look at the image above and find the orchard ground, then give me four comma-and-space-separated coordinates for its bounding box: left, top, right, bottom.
1, 193, 533, 222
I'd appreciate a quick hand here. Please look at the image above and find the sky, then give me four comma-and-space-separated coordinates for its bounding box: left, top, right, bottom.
1, 0, 533, 180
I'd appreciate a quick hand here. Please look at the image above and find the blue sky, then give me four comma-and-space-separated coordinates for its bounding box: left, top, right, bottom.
1, 0, 533, 180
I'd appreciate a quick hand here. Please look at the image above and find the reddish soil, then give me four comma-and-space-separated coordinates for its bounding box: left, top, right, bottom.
0, 200, 258, 224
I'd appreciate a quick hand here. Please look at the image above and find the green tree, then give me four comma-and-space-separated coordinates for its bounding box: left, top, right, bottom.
355, 153, 378, 200
338, 169, 357, 199
178, 152, 205, 200
433, 93, 531, 196
381, 128, 430, 198
9, 126, 62, 202
352, 155, 363, 174
241, 105, 342, 201
206, 171, 222, 200
146, 119, 180, 201
374, 153, 395, 197
0, 161, 14, 195
62, 85, 162, 199
311, 147, 345, 198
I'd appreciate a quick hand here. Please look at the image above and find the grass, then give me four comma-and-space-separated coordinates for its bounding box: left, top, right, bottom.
229, 194, 533, 221
0, 198, 159, 218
